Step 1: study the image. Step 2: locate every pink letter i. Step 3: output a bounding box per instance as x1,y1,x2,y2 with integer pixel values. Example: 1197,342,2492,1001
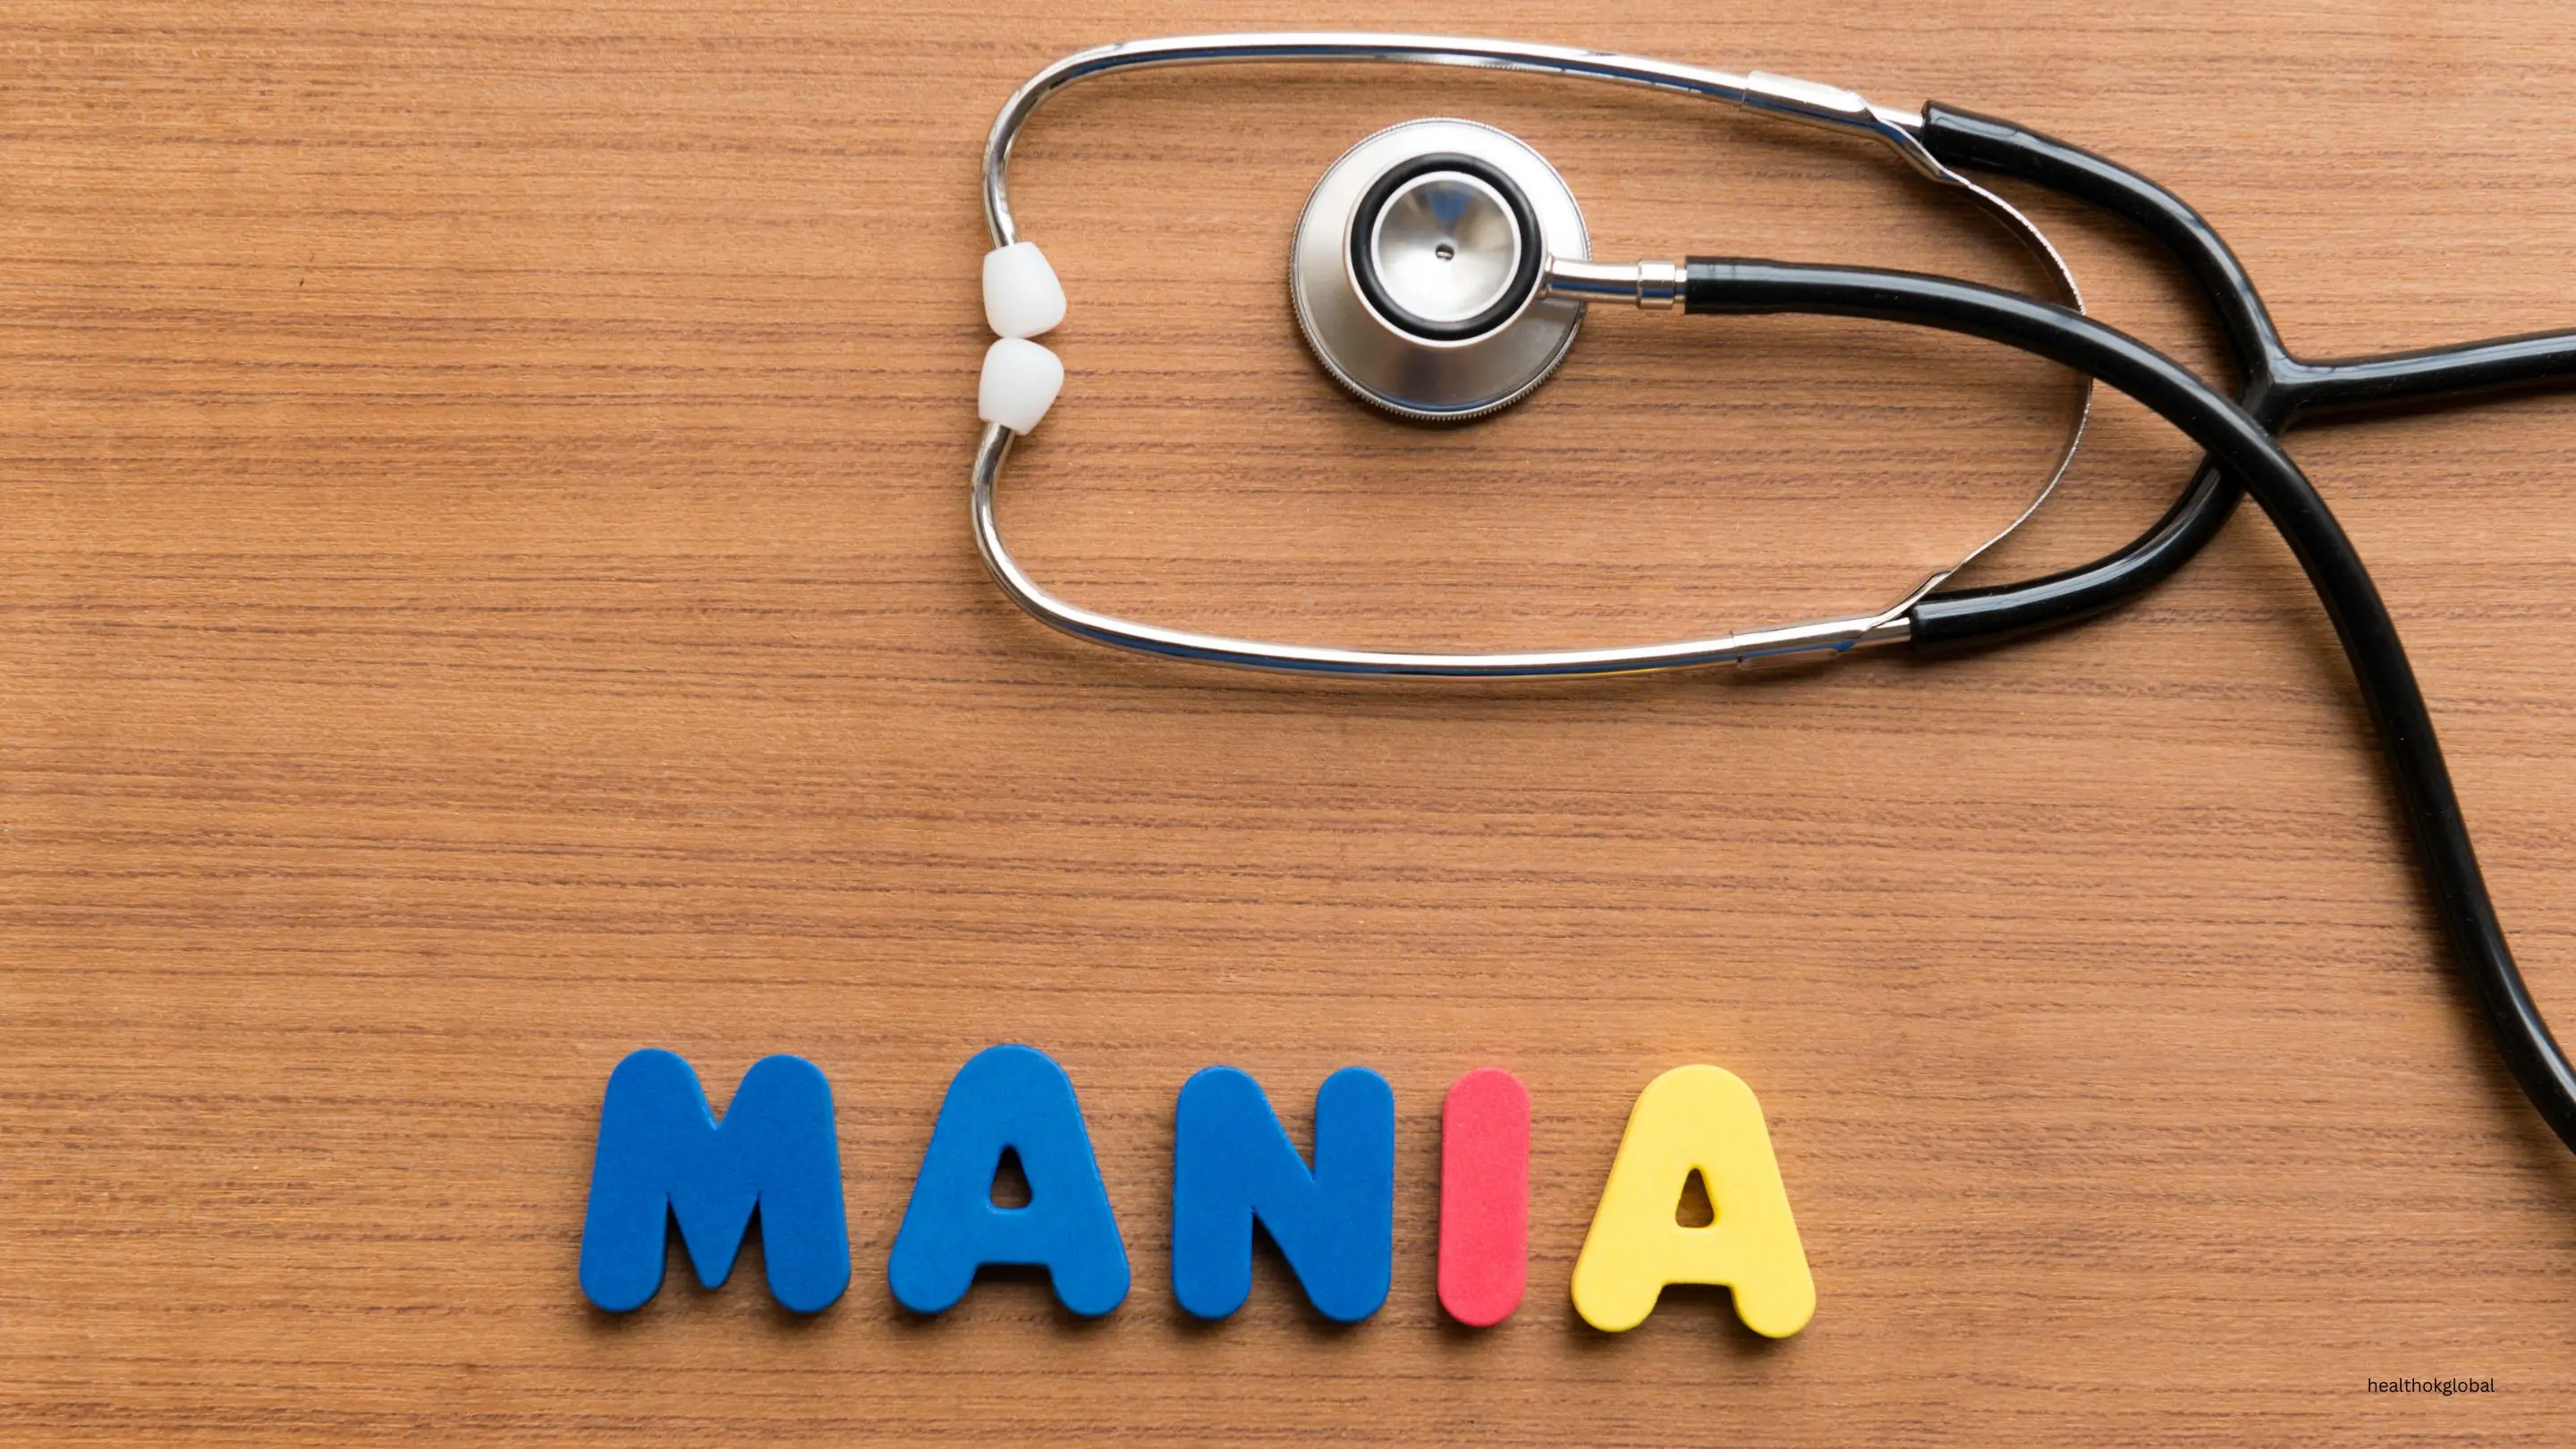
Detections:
1437,1068,1530,1326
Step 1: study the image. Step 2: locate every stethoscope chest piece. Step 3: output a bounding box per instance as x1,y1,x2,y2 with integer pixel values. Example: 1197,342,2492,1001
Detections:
1292,118,1589,420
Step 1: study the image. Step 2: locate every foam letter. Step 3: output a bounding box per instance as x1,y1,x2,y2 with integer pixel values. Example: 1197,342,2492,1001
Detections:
1570,1064,1813,1337
887,1044,1131,1316
579,1049,851,1313
1171,1065,1394,1322
1437,1067,1530,1326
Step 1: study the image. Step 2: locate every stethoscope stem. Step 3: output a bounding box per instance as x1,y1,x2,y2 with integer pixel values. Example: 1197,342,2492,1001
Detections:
1540,258,1684,309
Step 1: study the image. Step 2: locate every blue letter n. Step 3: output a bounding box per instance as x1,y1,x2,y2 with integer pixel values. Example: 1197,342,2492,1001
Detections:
579,1049,851,1314
1172,1065,1394,1323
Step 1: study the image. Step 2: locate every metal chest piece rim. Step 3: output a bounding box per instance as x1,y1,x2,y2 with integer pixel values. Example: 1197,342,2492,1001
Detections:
1291,118,1589,421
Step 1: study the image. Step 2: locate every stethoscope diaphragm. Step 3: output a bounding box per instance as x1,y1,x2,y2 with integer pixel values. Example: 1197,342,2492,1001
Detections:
1290,118,1588,421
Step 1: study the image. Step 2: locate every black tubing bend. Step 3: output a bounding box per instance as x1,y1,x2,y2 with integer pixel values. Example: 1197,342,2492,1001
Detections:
1686,256,2576,1158
1909,103,2576,651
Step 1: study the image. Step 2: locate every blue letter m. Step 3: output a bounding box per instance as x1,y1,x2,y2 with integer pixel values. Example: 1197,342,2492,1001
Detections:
579,1049,851,1313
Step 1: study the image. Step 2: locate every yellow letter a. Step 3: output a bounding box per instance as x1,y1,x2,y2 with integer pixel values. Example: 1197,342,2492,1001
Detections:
1570,1064,1814,1337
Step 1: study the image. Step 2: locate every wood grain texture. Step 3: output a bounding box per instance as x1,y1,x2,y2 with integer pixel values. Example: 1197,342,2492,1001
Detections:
4,2,2575,1444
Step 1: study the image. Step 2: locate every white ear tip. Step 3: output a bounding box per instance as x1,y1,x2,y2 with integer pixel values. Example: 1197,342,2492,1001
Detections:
983,242,1066,339
979,337,1064,434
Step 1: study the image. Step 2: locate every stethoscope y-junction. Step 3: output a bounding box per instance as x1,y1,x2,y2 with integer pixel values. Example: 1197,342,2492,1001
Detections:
966,36,2576,1163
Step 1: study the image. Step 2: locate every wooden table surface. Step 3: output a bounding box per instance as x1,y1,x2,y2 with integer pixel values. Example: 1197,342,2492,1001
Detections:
6,3,2576,1444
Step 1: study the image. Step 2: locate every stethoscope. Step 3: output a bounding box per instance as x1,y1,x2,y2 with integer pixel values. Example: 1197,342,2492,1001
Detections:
966,35,2576,1163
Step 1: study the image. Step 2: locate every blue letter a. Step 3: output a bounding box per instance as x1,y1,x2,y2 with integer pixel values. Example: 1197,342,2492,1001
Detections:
1172,1065,1394,1322
888,1045,1131,1316
578,1049,851,1314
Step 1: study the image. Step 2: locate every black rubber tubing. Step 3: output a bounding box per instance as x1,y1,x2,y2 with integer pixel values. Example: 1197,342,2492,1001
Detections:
1685,256,2576,1157
1908,103,2576,651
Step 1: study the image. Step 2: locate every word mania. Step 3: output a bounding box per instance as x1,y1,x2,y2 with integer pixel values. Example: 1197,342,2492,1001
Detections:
580,1046,1815,1336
